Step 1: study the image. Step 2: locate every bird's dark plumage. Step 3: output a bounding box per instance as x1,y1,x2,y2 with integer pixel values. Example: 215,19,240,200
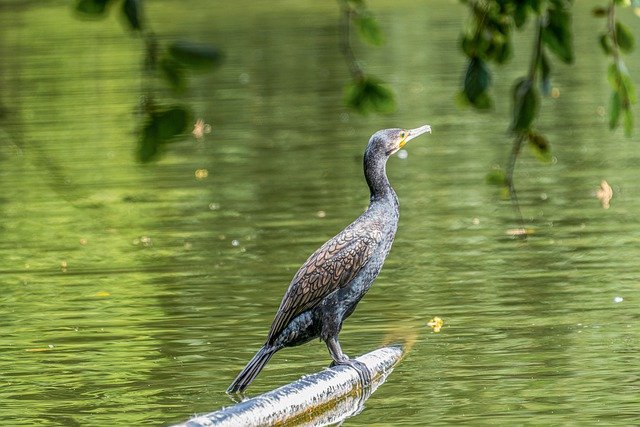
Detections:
227,125,431,394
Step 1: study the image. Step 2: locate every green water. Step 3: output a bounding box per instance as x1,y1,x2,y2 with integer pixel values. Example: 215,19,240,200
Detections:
2,1,639,425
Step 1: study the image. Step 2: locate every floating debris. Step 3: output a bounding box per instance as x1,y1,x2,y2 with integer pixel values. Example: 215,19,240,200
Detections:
397,149,408,159
317,210,326,218
506,228,535,236
133,236,153,247
596,180,613,209
613,296,624,303
95,291,111,297
192,118,212,140
60,260,68,272
427,316,443,333
26,344,54,352
231,239,240,247
195,169,209,180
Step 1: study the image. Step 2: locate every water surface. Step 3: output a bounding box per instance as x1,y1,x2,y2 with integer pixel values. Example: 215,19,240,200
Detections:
1,1,639,425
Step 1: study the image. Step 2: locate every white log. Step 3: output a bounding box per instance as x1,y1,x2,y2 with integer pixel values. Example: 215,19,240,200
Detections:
173,346,403,427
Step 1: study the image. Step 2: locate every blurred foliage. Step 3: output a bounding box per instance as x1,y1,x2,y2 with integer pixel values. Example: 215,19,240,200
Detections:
138,104,191,163
345,77,396,115
339,0,395,115
453,0,638,228
594,2,637,137
74,0,221,162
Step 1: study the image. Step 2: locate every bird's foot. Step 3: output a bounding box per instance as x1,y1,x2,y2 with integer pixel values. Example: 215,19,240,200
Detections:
330,357,372,388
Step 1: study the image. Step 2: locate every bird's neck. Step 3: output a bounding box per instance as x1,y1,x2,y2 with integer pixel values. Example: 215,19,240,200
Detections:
364,151,397,206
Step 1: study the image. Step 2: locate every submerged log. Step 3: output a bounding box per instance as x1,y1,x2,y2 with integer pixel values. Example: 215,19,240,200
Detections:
173,346,403,427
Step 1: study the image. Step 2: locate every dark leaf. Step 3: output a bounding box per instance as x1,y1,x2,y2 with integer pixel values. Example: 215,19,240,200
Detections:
75,0,111,17
345,77,396,115
514,4,528,28
122,0,142,31
138,121,161,163
137,106,192,163
169,41,223,69
494,39,513,64
609,91,621,130
155,106,191,141
526,131,552,162
591,6,608,17
541,5,574,63
511,78,540,132
599,33,613,55
463,57,493,110
159,57,186,91
354,12,384,46
527,0,543,13
461,34,476,57
615,21,635,54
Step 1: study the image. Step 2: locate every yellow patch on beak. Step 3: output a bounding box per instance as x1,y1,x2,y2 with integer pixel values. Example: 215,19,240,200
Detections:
399,138,407,148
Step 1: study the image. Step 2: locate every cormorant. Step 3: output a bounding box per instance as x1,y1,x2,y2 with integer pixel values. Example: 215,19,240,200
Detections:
227,125,432,393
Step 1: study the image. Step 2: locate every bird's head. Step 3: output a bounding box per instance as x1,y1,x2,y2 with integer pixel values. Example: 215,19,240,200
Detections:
368,125,432,158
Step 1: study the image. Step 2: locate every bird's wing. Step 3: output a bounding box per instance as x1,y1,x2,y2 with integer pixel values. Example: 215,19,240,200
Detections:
267,227,382,343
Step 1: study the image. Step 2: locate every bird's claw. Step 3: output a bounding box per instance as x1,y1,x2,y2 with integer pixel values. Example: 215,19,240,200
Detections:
330,358,371,388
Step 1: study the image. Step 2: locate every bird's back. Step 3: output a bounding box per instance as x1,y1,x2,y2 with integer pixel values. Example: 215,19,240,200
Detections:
267,202,398,343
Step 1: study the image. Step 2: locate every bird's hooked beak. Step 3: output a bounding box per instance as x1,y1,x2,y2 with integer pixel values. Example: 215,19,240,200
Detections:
399,124,432,148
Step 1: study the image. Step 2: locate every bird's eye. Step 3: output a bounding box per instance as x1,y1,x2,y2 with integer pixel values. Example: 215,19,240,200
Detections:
400,131,406,139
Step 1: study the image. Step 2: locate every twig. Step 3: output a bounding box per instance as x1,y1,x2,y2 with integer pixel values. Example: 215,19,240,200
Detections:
339,0,364,81
505,17,544,235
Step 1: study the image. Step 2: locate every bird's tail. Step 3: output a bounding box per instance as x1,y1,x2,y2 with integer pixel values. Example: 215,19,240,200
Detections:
227,346,275,394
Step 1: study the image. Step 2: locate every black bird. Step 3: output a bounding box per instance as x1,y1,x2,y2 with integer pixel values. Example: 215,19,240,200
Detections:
227,125,432,393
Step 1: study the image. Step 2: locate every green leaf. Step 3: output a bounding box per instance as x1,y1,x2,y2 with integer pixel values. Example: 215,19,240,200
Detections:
599,33,613,55
608,62,638,104
615,21,636,54
463,57,493,110
345,77,396,115
609,90,621,130
461,34,476,57
155,107,191,141
169,41,223,69
526,131,552,162
354,12,383,46
511,78,540,132
122,0,142,31
159,57,186,91
138,106,191,163
513,4,529,28
75,0,111,17
486,167,507,186
541,4,574,63
494,38,513,64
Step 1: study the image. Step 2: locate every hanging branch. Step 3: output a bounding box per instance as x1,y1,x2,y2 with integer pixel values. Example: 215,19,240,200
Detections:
595,1,637,136
337,0,395,115
339,0,365,82
505,17,544,234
